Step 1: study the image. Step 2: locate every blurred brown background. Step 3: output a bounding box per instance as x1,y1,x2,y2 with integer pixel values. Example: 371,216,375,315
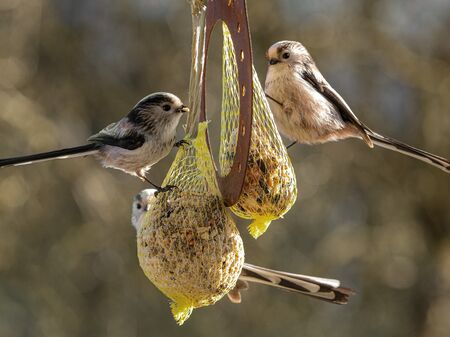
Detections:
0,0,449,336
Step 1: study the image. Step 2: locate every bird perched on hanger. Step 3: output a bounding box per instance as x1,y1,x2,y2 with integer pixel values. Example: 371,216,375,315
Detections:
132,189,354,305
264,40,450,173
0,92,189,192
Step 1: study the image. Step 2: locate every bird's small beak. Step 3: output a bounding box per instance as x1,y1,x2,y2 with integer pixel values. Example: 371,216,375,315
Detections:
269,58,280,65
177,105,190,113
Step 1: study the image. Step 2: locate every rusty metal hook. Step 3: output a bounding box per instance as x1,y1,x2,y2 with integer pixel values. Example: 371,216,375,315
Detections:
200,0,253,207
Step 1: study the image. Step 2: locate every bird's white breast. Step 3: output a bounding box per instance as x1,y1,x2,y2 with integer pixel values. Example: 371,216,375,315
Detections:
265,64,346,144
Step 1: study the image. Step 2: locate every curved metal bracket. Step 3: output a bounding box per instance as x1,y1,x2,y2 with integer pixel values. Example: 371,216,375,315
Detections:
200,0,253,207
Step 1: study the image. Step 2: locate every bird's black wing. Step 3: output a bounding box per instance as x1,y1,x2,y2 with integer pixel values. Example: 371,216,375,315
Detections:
301,68,373,146
88,128,145,150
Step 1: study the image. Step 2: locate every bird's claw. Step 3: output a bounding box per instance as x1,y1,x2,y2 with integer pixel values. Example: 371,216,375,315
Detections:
174,140,190,148
286,141,297,150
154,184,178,197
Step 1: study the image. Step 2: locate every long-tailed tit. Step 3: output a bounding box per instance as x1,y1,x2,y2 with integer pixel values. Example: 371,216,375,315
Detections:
132,189,354,304
0,92,189,191
265,41,450,173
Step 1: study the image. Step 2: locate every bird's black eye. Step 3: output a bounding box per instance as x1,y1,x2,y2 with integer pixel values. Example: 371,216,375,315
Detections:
282,52,290,59
162,104,171,111
136,203,142,210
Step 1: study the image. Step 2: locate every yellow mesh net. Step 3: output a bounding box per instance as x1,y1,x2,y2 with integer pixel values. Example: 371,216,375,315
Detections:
219,27,239,176
220,23,298,238
137,4,297,324
137,123,245,325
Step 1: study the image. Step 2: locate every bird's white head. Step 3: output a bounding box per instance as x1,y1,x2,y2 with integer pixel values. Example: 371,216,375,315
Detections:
131,189,157,231
266,41,309,68
127,92,189,135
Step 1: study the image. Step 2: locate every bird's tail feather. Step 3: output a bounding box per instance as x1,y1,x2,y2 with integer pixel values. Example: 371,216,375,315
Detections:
239,263,354,304
0,144,100,168
368,131,450,173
